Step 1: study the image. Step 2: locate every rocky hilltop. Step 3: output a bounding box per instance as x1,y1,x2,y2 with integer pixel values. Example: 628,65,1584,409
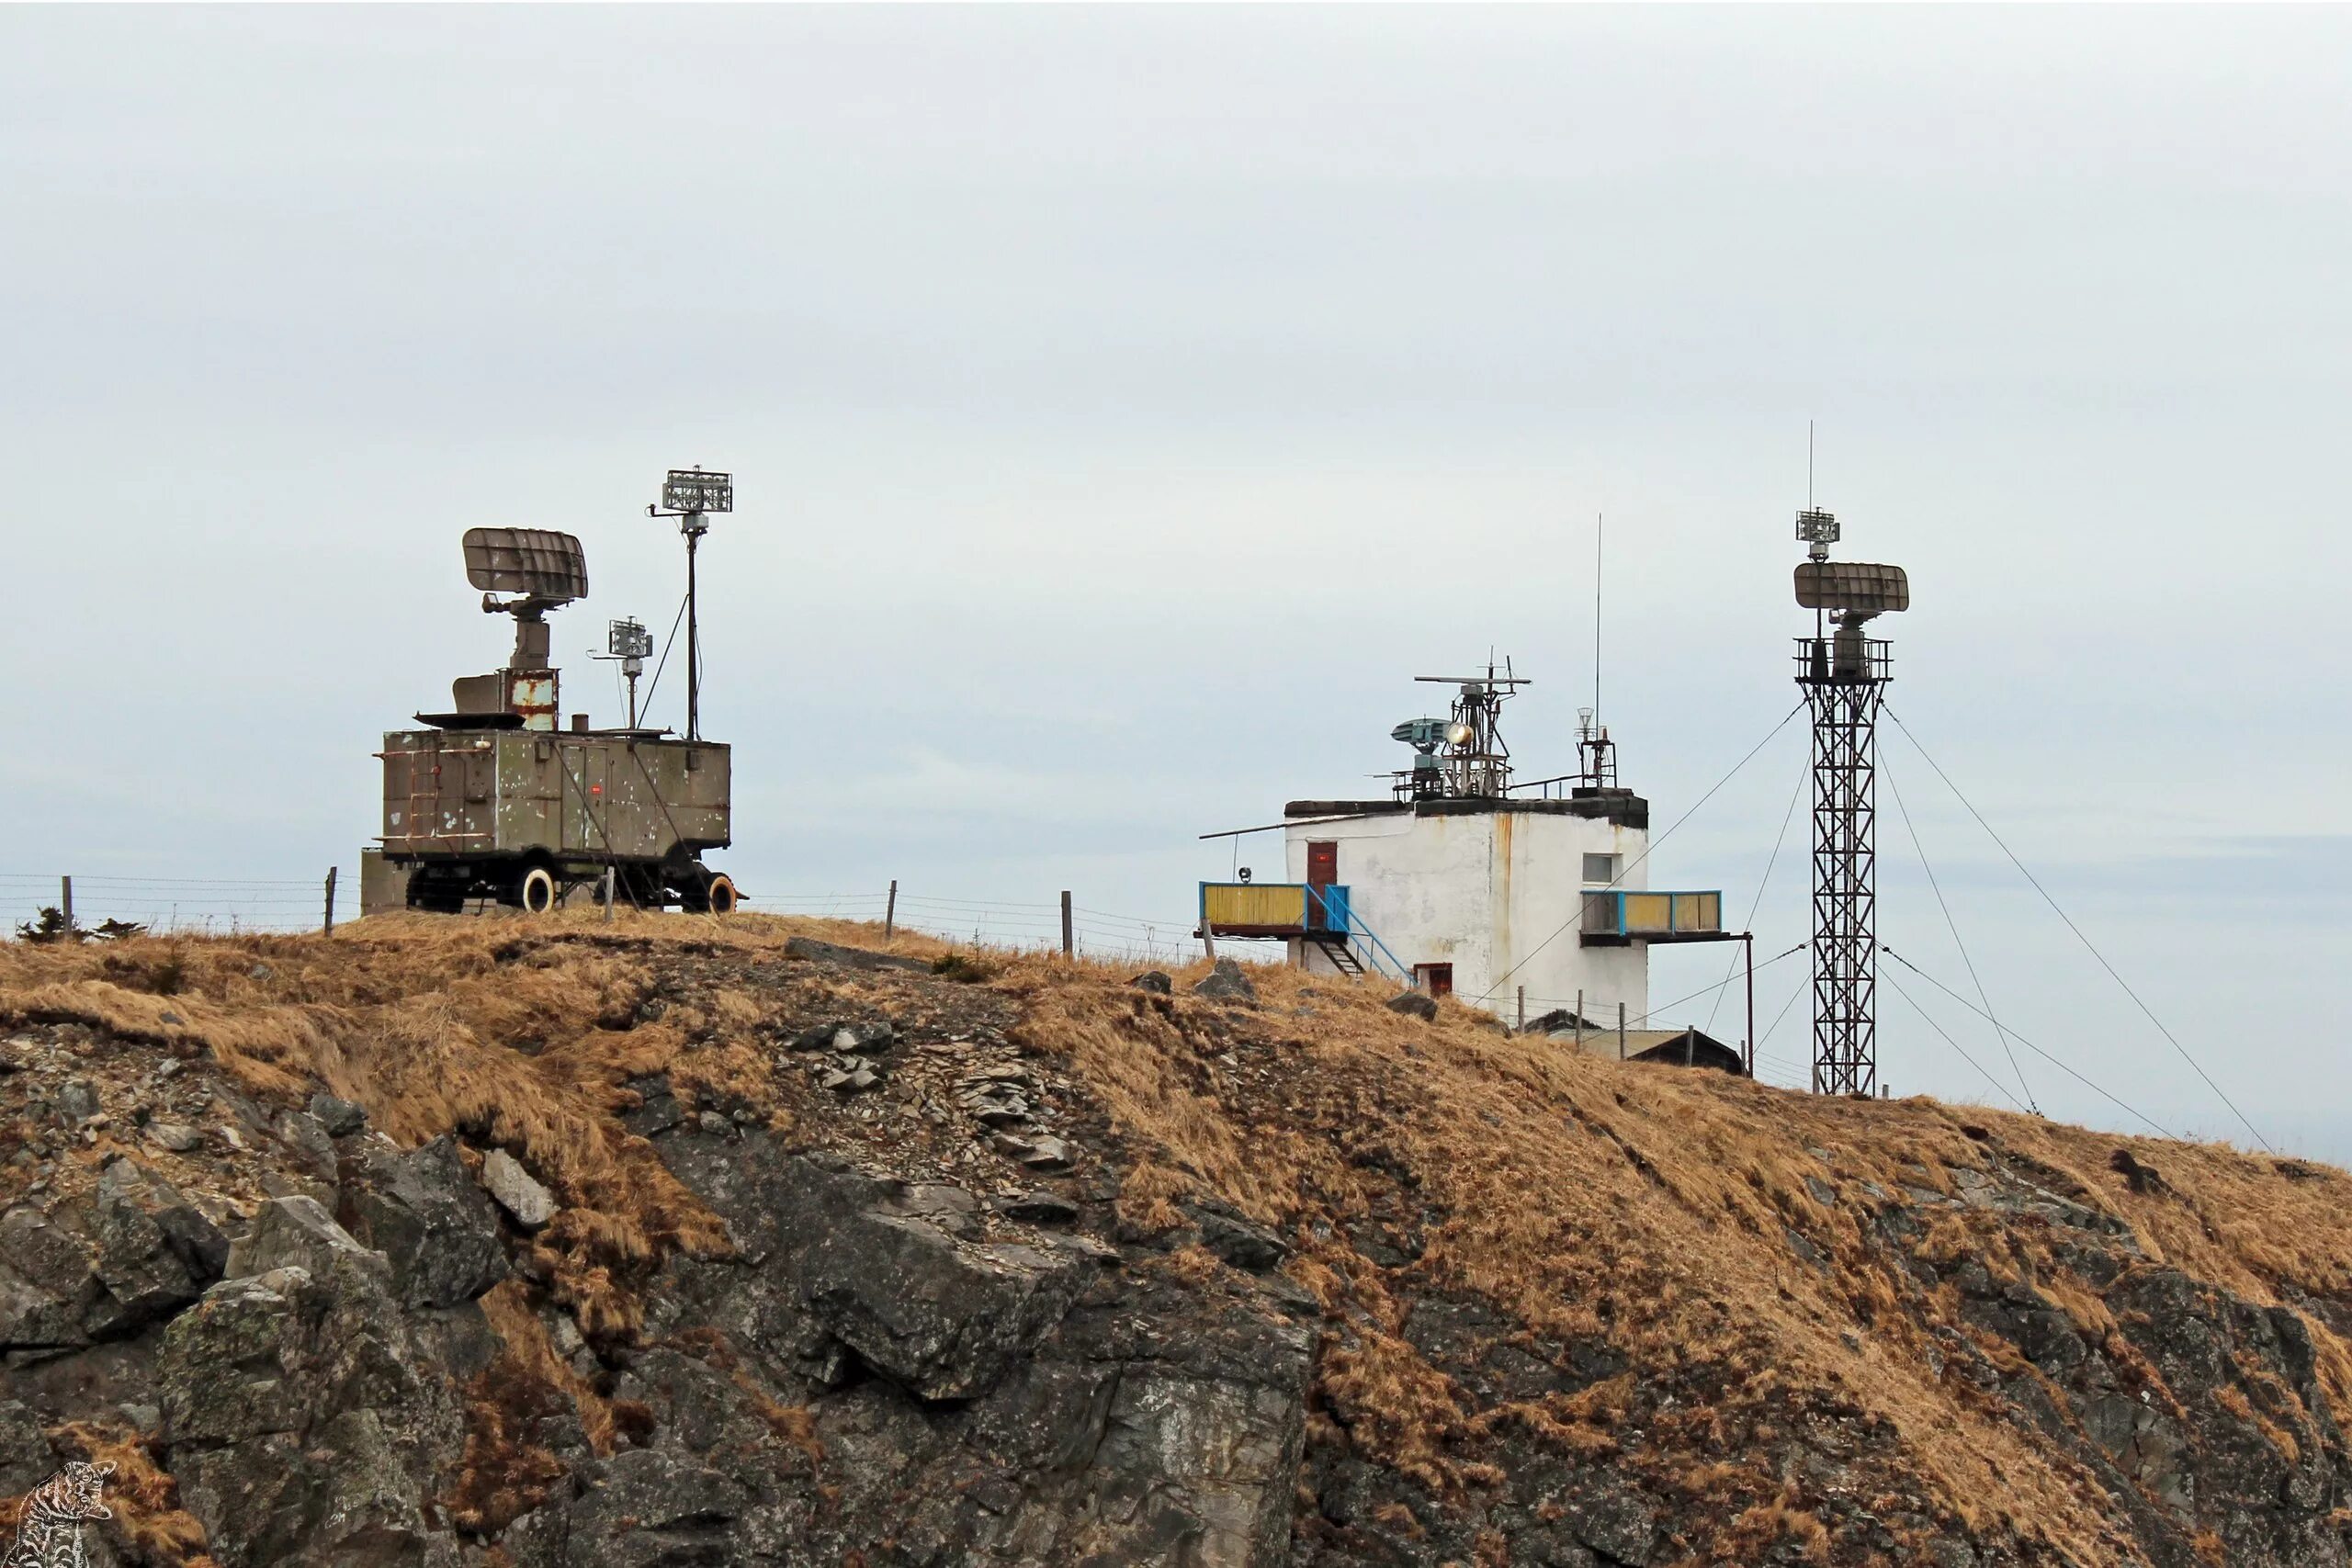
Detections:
1,914,2348,1567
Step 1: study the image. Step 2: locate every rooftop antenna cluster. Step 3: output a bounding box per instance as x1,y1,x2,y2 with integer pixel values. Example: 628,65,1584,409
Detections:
1790,428,1910,1097
1576,708,1617,790
1392,658,1529,800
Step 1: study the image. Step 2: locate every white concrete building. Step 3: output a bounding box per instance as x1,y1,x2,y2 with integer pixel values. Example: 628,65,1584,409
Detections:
1201,671,1731,1041
1277,792,1656,1024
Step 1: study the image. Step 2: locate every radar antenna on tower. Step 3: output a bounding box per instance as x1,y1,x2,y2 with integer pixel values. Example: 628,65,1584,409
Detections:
1791,484,1909,1098
648,467,733,743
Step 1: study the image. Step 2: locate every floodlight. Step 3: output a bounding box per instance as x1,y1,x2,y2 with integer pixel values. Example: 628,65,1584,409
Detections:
1794,560,1909,615
1445,722,1476,746
661,468,732,515
462,528,588,602
608,618,653,660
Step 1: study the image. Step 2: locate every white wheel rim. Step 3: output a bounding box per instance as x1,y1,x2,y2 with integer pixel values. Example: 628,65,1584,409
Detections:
523,869,555,913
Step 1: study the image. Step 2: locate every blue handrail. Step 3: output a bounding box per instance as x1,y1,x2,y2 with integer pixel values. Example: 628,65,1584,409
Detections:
1305,885,1414,984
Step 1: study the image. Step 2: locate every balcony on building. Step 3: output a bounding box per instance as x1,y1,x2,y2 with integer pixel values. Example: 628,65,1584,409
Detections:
1579,889,1730,946
1197,881,1351,938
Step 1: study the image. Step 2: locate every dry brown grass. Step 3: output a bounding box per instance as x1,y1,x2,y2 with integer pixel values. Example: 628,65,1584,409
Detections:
7,914,2348,1565
46,1423,219,1568
988,946,2352,1566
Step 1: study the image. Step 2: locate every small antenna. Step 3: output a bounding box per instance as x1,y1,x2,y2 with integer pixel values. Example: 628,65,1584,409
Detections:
1807,419,1815,508
1592,512,1603,734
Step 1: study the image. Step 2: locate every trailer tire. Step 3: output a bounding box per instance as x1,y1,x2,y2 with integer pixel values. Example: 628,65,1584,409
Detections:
704,874,738,916
519,866,558,915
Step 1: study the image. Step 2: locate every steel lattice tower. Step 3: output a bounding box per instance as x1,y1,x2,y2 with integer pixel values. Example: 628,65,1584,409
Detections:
1790,507,1907,1098
1797,636,1888,1094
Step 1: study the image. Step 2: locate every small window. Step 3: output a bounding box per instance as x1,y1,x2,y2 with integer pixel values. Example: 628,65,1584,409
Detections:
1415,963,1454,998
1582,852,1619,885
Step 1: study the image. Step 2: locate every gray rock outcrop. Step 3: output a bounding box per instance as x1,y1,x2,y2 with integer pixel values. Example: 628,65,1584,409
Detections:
1192,958,1259,1004
339,1134,508,1308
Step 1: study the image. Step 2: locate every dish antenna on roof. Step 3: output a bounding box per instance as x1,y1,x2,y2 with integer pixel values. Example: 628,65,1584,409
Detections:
1402,658,1529,800
647,467,733,743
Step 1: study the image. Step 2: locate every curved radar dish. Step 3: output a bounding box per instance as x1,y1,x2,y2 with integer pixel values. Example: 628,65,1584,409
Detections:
463,527,589,603
1794,560,1908,615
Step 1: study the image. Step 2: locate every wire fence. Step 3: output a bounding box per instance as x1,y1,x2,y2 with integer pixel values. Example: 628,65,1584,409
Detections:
0,870,1211,968
747,890,1205,968
0,872,335,938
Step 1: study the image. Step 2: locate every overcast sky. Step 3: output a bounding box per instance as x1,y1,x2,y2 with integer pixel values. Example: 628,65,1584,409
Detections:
6,6,2348,1156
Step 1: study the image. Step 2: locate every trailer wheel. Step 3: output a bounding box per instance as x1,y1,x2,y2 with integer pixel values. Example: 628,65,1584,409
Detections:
519,866,558,915
704,874,738,916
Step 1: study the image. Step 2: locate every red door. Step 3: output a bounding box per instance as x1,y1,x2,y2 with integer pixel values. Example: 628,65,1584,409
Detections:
1306,841,1338,886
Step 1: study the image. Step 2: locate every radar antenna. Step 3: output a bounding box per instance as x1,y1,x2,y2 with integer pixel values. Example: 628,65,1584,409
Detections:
458,527,588,730
648,467,733,743
1790,489,1910,1099
1401,657,1530,799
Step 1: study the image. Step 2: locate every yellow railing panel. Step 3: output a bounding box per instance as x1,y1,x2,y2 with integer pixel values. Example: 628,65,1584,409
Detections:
1623,892,1674,933
1203,884,1308,928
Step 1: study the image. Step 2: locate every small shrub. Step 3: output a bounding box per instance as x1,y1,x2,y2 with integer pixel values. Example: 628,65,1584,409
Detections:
14,907,77,944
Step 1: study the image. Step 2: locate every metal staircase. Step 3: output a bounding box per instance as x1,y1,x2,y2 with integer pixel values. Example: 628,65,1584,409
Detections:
1309,935,1365,977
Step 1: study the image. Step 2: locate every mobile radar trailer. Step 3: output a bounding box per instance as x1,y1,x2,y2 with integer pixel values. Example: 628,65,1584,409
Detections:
371,471,738,916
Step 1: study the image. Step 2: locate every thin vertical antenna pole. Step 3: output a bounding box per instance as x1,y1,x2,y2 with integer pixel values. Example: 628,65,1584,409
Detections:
684,528,700,742
1593,513,1603,729
1807,420,1815,509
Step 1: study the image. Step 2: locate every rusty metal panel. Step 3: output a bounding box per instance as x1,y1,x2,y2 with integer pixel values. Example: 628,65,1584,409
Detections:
1204,884,1308,929
505,671,559,732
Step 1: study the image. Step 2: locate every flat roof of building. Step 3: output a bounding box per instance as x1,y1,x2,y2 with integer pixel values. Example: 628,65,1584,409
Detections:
1283,788,1647,829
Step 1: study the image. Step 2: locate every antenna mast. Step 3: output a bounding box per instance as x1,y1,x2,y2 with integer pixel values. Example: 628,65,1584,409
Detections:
1593,513,1603,732
1792,489,1909,1098
648,467,733,743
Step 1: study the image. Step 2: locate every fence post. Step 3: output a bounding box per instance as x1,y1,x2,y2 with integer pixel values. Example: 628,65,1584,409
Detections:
1618,1001,1627,1061
603,865,616,924
1060,891,1073,958
322,867,338,934
884,879,898,942
1516,986,1525,1031
60,875,73,935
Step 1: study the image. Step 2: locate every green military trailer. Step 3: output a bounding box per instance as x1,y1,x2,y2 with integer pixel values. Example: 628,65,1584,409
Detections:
379,725,734,913
371,521,738,915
